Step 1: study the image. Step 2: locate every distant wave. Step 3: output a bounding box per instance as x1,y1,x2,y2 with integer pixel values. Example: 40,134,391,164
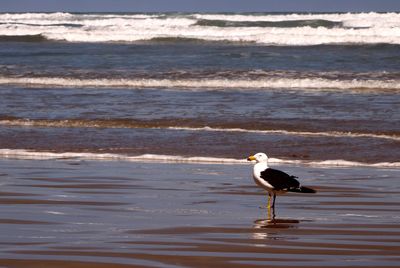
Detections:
0,34,48,42
0,12,399,45
0,76,399,92
168,126,400,142
0,22,83,27
195,19,343,28
0,149,399,168
1,118,399,142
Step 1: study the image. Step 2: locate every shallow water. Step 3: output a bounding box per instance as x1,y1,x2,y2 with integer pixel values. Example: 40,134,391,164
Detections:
0,83,399,164
0,159,399,267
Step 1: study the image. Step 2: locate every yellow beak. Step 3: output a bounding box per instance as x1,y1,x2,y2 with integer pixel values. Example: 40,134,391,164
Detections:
247,155,256,161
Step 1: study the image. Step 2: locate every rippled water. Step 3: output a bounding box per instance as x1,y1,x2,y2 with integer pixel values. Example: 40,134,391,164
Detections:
0,83,399,164
1,13,400,165
0,159,399,267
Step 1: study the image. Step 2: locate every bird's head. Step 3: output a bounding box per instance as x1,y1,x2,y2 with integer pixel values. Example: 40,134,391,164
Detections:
247,152,269,163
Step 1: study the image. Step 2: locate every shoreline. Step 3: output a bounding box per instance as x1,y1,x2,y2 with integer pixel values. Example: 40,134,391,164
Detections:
0,148,399,168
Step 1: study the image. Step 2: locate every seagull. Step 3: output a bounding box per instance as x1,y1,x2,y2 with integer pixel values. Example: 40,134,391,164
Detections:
247,152,316,210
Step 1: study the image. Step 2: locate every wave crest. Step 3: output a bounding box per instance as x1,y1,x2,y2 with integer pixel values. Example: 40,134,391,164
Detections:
1,12,400,45
0,76,399,92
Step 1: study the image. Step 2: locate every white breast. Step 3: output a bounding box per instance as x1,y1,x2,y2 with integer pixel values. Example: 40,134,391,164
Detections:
252,162,274,192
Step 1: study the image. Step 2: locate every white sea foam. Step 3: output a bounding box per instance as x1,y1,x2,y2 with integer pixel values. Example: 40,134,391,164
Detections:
193,12,399,24
167,127,400,141
0,149,244,164
0,76,399,92
0,12,399,45
195,12,400,30
0,149,399,168
1,120,398,142
340,214,379,218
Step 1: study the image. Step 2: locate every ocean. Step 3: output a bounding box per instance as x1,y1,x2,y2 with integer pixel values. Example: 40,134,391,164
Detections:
1,12,400,268
0,12,399,166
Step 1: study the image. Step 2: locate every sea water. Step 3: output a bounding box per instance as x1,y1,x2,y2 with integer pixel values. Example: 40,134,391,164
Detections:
0,12,399,166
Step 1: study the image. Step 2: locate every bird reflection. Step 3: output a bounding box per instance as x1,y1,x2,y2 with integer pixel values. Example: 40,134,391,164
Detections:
252,207,300,240
254,217,300,227
259,203,278,222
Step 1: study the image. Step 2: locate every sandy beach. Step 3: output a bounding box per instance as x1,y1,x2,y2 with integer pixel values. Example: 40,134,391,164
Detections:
0,158,399,267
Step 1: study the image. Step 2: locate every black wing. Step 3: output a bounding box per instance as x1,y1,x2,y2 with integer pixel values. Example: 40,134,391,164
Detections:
260,168,300,191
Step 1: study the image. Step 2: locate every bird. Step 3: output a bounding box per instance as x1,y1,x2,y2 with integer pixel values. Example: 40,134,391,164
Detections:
247,152,316,210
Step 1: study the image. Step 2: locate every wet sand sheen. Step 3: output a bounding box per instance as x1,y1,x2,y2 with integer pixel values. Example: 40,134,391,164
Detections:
0,159,399,267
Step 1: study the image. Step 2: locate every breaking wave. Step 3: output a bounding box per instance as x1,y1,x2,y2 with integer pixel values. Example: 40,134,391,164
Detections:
0,12,399,45
0,76,399,92
0,149,399,168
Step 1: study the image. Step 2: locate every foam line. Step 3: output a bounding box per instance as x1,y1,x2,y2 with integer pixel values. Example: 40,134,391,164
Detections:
0,76,399,91
167,127,400,141
1,120,398,141
0,149,399,168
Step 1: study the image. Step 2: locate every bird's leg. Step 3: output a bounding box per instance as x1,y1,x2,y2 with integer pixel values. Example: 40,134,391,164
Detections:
267,206,272,221
267,193,271,218
272,193,276,209
271,194,277,222
271,206,276,221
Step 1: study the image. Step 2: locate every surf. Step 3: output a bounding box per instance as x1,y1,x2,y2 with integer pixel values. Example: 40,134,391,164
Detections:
0,149,399,168
0,76,399,92
1,12,400,45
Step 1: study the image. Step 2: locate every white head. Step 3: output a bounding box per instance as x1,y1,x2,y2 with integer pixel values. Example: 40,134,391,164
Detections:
247,152,269,163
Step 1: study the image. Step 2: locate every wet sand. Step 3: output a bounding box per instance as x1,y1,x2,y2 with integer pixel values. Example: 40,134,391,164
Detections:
0,159,399,267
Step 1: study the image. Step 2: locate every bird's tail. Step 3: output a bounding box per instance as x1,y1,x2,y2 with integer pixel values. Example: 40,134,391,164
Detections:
289,186,316,193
